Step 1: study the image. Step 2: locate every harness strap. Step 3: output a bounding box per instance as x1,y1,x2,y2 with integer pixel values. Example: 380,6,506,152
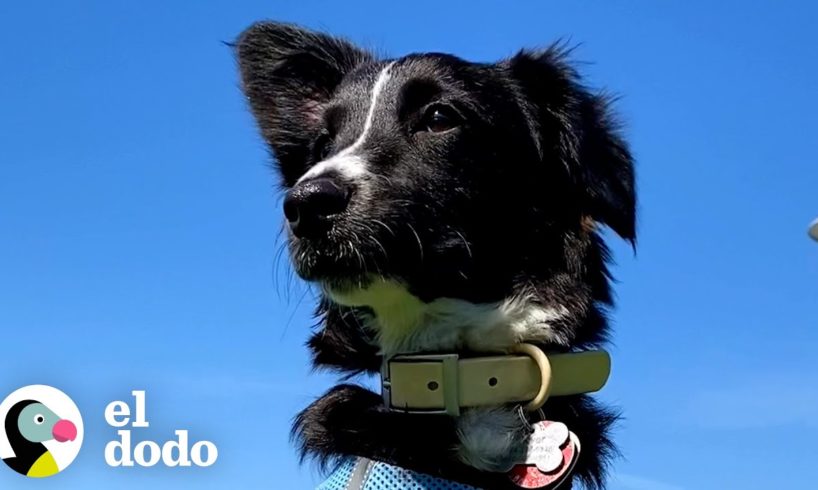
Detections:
347,458,374,490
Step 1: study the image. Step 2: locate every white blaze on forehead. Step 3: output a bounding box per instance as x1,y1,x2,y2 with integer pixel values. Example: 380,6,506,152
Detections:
296,62,396,184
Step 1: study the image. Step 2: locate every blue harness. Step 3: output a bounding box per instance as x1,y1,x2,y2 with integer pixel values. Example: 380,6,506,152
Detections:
317,458,481,490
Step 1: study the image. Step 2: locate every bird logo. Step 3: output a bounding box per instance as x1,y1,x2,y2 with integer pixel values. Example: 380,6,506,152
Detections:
0,385,83,478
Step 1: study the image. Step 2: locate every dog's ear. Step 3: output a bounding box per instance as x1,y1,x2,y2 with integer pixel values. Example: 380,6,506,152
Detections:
506,47,636,243
235,22,373,184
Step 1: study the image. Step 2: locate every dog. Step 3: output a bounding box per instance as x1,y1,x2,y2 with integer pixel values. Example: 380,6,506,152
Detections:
236,21,635,489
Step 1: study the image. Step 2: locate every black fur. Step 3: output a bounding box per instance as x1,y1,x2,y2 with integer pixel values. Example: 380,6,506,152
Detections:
236,21,635,489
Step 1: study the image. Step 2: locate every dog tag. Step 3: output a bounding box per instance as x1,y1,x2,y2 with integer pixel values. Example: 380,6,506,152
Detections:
524,421,569,472
508,421,580,489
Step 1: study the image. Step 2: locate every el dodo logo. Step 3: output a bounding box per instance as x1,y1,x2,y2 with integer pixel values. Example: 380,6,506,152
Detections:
0,387,216,477
104,390,218,468
0,385,83,478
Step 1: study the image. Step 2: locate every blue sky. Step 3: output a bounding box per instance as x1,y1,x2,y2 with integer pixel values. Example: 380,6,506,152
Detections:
1,1,816,488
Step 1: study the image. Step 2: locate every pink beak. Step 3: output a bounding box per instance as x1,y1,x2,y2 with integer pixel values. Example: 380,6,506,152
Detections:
52,419,77,443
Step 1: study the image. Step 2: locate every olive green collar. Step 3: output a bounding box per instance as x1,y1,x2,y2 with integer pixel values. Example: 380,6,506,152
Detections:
381,344,611,416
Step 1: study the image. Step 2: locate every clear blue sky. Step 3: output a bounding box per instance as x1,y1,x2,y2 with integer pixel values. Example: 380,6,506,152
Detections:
1,1,816,489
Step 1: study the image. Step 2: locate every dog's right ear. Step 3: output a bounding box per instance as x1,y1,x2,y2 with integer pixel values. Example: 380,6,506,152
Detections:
235,22,372,185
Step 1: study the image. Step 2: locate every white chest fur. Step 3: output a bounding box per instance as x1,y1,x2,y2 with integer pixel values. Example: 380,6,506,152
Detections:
327,278,569,357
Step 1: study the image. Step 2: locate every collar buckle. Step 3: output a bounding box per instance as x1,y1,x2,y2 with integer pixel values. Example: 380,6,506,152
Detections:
381,353,461,416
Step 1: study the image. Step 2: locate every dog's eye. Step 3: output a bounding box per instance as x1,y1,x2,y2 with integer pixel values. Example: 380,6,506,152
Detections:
420,105,460,133
313,130,333,161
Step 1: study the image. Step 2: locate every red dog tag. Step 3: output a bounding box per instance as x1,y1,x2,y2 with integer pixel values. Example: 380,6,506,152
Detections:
507,421,580,489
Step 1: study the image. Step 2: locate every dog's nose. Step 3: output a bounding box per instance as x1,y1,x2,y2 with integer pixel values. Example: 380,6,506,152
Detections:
283,178,351,238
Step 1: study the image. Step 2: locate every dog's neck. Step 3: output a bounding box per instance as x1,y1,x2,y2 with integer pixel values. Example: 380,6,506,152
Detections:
322,277,611,478
327,278,570,358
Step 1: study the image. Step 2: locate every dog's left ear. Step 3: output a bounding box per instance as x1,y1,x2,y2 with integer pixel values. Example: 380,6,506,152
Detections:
506,48,637,243
235,22,373,185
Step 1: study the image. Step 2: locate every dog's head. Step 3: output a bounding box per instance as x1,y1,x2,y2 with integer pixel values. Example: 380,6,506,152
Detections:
237,21,635,324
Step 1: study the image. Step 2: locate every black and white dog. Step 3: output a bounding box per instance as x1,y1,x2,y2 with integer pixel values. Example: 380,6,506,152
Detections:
236,21,635,489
